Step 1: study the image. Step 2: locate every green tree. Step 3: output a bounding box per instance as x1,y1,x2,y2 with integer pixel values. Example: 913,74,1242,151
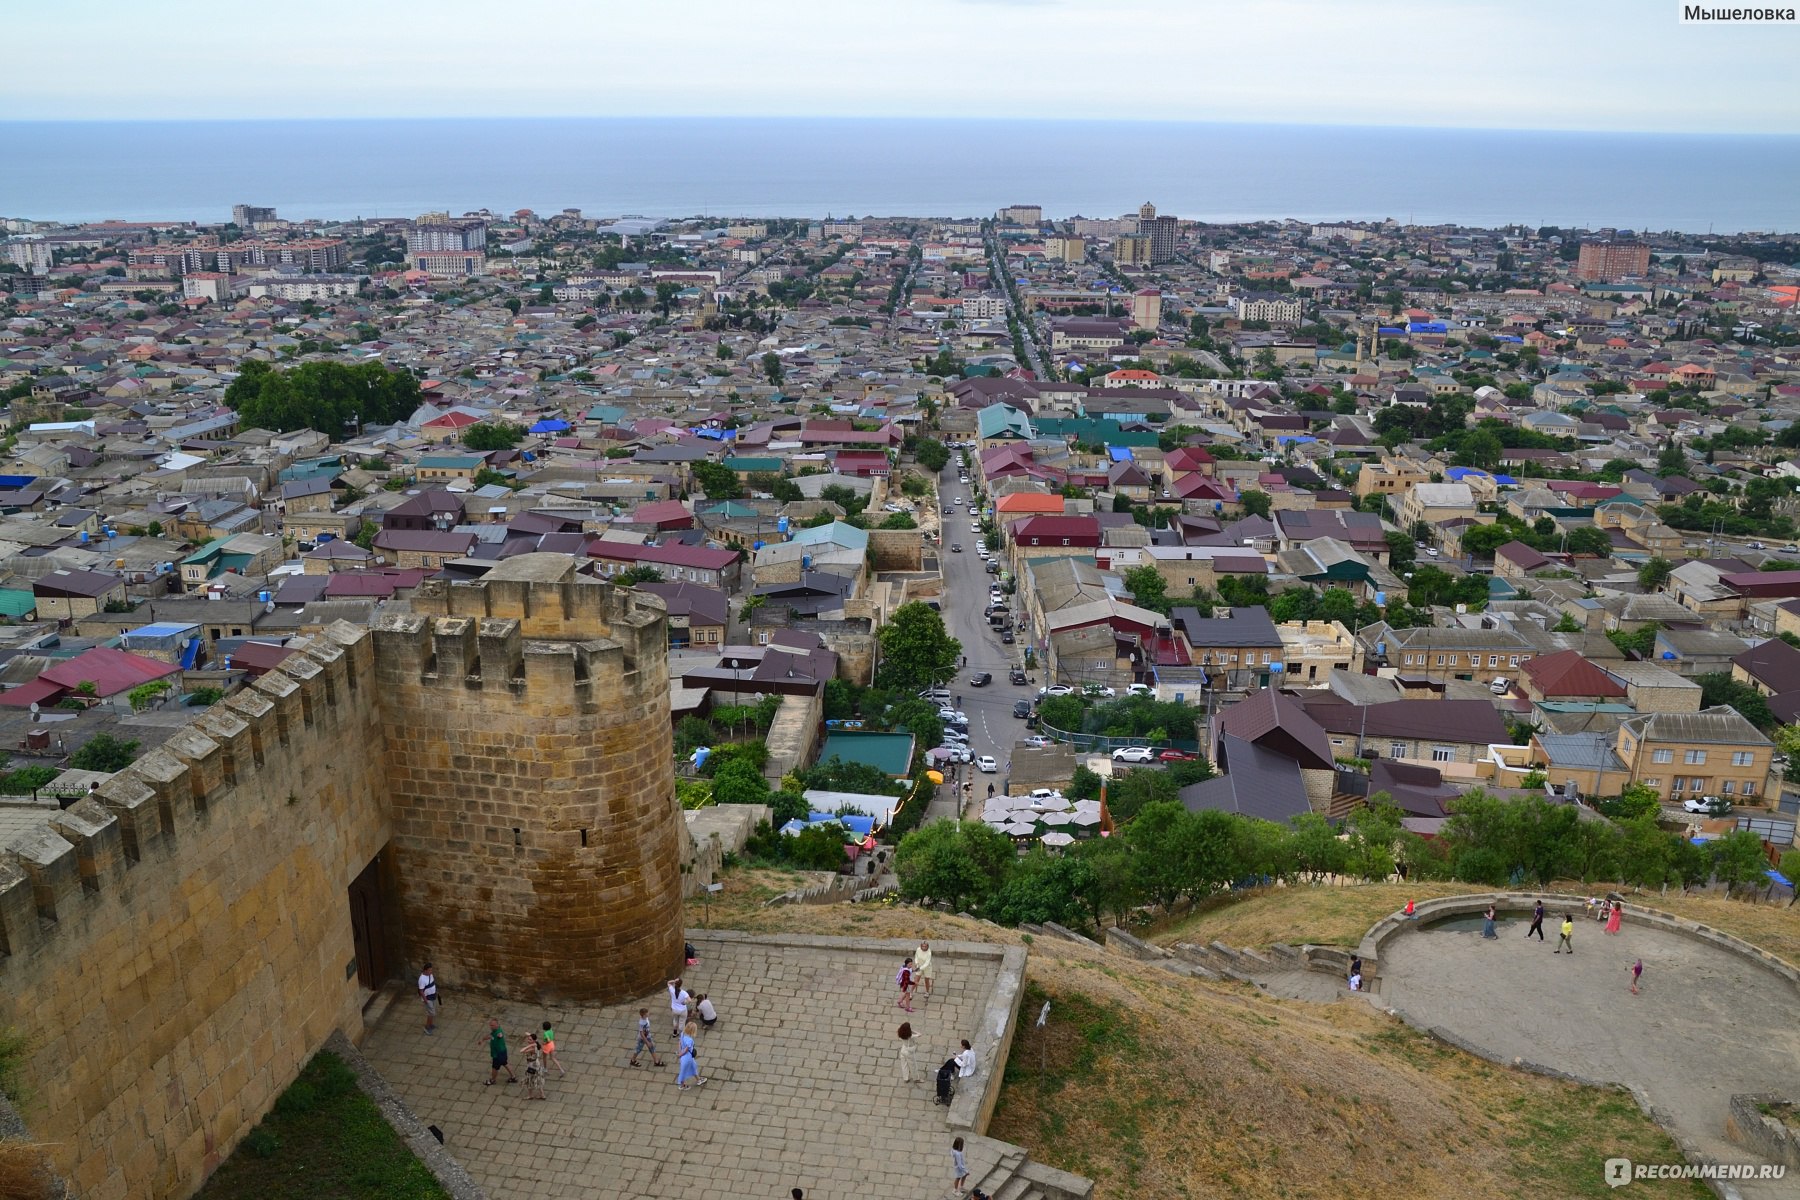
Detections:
893,819,1017,912
1710,829,1774,897
1695,673,1774,730
909,437,950,473
1637,556,1674,591
712,758,771,807
70,733,142,772
655,281,681,319
690,460,743,499
1595,782,1661,822
1551,611,1583,633
1385,530,1417,572
878,511,917,530
461,422,523,451
614,565,664,585
224,360,422,434
1238,488,1273,518
1120,565,1170,615
503,297,522,315
875,602,962,693
762,352,784,387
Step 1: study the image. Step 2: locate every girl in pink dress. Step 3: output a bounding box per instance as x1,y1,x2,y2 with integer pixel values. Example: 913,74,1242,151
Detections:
1604,901,1623,934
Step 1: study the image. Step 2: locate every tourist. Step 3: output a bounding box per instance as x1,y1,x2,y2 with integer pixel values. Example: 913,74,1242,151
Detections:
897,957,917,1012
630,1008,664,1068
668,977,691,1038
954,1038,977,1080
1605,900,1623,935
915,940,936,999
1525,901,1545,942
1555,914,1574,955
1403,898,1416,918
483,1018,517,1086
1481,904,1498,939
676,1020,705,1090
951,1136,969,1194
1630,958,1643,995
696,992,718,1030
897,1021,920,1084
1348,971,1362,992
1348,955,1362,986
540,1020,566,1077
417,961,438,1035
522,1033,547,1100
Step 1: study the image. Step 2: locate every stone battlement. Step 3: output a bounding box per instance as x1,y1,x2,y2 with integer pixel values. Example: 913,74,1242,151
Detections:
0,619,375,968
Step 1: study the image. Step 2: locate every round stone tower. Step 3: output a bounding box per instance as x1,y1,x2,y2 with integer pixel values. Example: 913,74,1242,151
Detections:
373,557,684,1002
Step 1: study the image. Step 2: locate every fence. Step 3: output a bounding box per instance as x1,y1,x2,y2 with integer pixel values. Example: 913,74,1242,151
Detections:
1035,719,1199,755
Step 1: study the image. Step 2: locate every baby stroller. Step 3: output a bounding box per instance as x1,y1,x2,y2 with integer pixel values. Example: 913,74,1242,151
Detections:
935,1058,957,1106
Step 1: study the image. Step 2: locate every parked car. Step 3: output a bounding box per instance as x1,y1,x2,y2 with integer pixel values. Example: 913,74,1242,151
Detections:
1039,684,1074,697
986,561,1001,574
1021,735,1053,749
941,730,969,745
1158,749,1195,762
1127,683,1154,696
970,672,993,687
1682,794,1733,815
1012,699,1032,718
1111,746,1155,763
1008,669,1028,685
937,708,968,724
919,687,952,704
971,523,981,533
947,744,973,763
1083,685,1117,698
976,755,999,773
1489,677,1510,695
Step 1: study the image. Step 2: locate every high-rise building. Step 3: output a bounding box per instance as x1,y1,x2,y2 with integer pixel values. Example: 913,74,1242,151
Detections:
998,204,1042,225
1143,215,1180,263
1138,201,1157,223
407,219,488,256
232,204,277,228
1576,239,1651,282
1130,288,1162,331
1114,235,1152,266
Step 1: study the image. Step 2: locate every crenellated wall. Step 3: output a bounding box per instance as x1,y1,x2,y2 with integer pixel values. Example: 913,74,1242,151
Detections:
0,622,393,1200
0,562,688,1198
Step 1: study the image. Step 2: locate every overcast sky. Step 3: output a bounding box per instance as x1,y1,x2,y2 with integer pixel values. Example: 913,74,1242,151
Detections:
6,0,1797,132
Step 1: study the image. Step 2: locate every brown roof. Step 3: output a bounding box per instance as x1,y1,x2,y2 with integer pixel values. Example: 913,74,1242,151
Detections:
1520,649,1627,699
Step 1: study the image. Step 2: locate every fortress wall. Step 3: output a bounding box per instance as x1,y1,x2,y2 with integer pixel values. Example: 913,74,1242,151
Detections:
0,622,392,1200
376,575,685,1003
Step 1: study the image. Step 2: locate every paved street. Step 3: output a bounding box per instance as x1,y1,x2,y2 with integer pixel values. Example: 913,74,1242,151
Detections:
927,452,1038,819
1380,917,1800,1198
361,934,1004,1200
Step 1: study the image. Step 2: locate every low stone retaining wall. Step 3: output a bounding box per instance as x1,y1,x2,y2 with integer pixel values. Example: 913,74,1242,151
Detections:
328,1029,488,1200
1728,1094,1800,1170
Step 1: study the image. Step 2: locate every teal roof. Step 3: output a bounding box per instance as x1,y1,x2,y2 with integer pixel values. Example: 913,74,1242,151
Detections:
1033,417,1158,448
723,456,782,473
816,731,915,778
701,500,760,519
0,589,36,619
976,404,1034,440
792,520,869,551
585,404,627,423
420,455,483,469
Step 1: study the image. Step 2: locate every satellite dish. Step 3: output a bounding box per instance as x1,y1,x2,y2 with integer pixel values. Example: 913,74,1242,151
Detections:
28,702,39,715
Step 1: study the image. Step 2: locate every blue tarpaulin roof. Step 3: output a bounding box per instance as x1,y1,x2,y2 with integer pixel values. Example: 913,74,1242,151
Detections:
1407,321,1448,334
1768,869,1793,887
1108,446,1134,461
529,418,570,433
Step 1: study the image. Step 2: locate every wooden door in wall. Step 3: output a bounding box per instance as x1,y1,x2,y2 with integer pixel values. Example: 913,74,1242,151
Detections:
348,854,390,990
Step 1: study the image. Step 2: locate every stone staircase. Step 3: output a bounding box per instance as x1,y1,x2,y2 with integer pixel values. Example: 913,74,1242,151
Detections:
945,1135,1093,1200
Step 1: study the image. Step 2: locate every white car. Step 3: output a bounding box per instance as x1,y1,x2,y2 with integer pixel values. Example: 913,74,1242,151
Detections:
1039,684,1074,697
1111,746,1155,763
968,506,979,515
919,687,952,704
971,523,981,533
937,708,968,724
954,497,965,506
976,755,999,773
1083,685,1117,698
1021,735,1054,748
1127,683,1154,697
940,743,972,763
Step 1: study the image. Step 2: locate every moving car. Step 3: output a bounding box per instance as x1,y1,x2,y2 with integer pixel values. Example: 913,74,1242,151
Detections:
1039,684,1074,697
1008,669,1028,685
951,543,962,552
1012,699,1032,718
976,755,999,773
1001,630,1015,644
1021,735,1054,749
970,672,993,687
1111,746,1155,763
1682,794,1732,815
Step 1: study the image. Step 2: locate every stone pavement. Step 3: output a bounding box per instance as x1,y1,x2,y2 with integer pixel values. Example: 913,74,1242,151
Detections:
1379,914,1800,1199
362,932,1004,1200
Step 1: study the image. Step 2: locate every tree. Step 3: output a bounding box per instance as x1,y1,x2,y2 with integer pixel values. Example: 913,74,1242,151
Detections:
893,819,1016,912
615,565,664,585
503,297,522,315
462,422,523,451
712,758,771,807
690,460,743,499
1709,829,1773,897
909,437,950,473
876,603,962,693
762,352,784,387
1385,530,1417,572
224,360,421,434
70,733,141,772
1315,588,1359,626
1563,527,1614,557
655,281,680,318
1637,557,1674,591
1551,611,1583,633
1596,782,1661,822
1120,565,1170,615
878,511,917,530
1238,488,1273,518
1695,673,1774,730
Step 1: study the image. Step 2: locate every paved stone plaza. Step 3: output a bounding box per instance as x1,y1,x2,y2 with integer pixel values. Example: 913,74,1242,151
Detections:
363,932,1008,1200
1380,913,1800,1197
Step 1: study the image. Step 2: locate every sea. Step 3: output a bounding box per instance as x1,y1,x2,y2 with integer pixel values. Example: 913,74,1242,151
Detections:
3,118,1796,234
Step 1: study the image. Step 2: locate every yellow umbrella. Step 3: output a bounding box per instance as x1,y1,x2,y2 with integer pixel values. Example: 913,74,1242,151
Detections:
926,769,945,785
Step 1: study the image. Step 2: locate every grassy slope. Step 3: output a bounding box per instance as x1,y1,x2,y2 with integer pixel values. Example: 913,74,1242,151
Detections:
712,869,1708,1200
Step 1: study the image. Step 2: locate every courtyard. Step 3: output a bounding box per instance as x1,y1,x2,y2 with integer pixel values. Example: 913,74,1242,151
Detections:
361,932,1013,1200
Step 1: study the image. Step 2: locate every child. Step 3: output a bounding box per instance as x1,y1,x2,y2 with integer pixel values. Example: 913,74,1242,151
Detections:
897,957,916,1012
951,1136,968,1194
540,1020,566,1077
696,993,718,1030
522,1033,547,1100
1630,958,1643,995
630,1007,664,1068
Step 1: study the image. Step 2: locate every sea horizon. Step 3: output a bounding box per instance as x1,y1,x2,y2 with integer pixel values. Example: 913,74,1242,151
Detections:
4,116,1796,233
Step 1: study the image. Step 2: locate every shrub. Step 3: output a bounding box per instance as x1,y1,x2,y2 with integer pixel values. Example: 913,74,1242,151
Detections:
243,1125,281,1159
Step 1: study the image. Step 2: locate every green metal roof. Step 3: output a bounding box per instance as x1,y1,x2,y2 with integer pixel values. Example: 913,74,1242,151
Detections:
817,731,915,778
0,589,37,619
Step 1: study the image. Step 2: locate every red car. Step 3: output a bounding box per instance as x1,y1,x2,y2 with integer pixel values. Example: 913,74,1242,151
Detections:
1158,749,1195,762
